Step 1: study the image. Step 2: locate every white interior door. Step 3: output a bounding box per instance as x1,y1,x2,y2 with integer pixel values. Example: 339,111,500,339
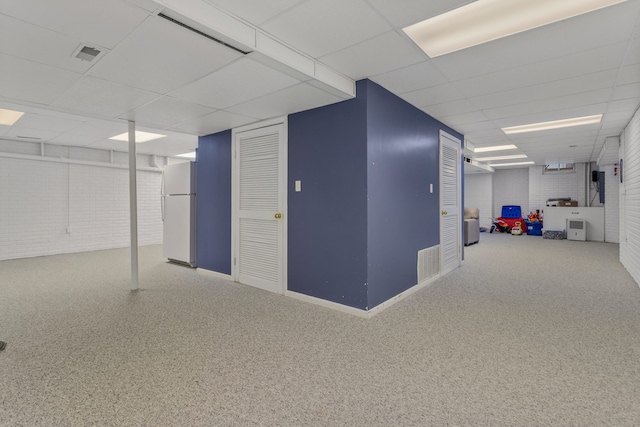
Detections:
439,131,461,275
233,121,286,294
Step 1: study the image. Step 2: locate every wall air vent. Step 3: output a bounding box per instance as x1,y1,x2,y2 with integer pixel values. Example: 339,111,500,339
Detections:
75,46,101,62
158,13,251,55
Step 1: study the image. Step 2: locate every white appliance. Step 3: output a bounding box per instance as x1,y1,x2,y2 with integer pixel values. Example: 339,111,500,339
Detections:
566,218,586,241
161,161,196,267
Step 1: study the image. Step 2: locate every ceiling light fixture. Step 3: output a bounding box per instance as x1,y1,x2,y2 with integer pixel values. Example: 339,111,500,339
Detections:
109,131,167,143
490,161,535,167
403,0,627,58
501,114,603,135
175,152,196,159
474,154,528,161
473,144,518,153
0,108,25,126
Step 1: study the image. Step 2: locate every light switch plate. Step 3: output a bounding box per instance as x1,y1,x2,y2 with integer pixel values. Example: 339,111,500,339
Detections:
295,180,301,192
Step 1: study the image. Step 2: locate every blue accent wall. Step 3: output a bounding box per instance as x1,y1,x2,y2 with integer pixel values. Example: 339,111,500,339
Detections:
364,80,463,308
288,87,369,309
196,130,232,274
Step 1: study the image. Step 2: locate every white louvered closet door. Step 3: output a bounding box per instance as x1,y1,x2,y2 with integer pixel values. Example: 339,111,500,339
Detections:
234,123,285,294
439,131,461,275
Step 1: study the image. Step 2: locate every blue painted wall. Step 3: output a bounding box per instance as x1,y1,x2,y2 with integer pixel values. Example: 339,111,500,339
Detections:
288,86,369,310
196,130,232,274
364,80,463,308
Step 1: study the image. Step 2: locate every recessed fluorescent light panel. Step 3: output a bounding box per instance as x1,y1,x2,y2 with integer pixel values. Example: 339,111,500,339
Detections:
109,131,167,143
474,154,528,161
403,0,627,58
501,114,603,135
491,161,535,167
473,144,518,153
0,108,25,126
175,152,196,159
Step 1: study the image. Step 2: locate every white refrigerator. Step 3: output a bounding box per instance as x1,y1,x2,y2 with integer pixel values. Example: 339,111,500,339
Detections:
161,161,196,267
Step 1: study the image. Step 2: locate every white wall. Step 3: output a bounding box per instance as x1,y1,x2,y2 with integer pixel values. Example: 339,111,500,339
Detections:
493,168,529,218
528,163,587,213
620,106,640,287
0,143,164,261
464,173,493,228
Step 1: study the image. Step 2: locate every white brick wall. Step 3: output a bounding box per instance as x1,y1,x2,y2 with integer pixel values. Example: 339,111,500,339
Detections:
603,164,620,243
0,154,162,261
528,163,587,212
464,173,493,228
620,105,640,287
493,168,529,218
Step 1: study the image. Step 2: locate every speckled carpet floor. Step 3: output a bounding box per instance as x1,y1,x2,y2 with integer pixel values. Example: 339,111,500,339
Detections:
1,233,640,426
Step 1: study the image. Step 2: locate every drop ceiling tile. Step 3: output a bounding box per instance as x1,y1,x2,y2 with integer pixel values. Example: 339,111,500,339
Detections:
471,69,619,110
66,119,133,139
370,61,448,94
623,37,640,66
400,84,464,108
123,97,217,129
169,110,257,135
319,31,424,80
422,99,477,119
612,83,640,101
454,42,628,98
52,77,160,119
260,0,390,58
366,0,472,28
170,58,299,109
207,0,306,25
88,16,243,95
226,83,344,119
440,112,490,128
0,53,82,105
607,98,640,113
0,15,102,74
0,124,11,137
484,90,611,122
12,113,85,134
0,0,149,49
122,0,160,13
618,64,640,86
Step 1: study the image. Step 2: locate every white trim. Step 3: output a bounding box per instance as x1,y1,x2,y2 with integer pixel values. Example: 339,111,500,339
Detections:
286,274,442,318
196,268,234,281
0,151,162,173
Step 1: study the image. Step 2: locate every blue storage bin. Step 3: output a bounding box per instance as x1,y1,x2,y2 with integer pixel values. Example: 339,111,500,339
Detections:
501,205,522,218
526,222,543,236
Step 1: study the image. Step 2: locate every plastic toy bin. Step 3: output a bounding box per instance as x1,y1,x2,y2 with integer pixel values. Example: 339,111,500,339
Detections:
526,222,543,236
501,205,522,218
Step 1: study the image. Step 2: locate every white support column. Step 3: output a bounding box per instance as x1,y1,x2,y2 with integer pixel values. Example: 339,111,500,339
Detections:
128,121,139,290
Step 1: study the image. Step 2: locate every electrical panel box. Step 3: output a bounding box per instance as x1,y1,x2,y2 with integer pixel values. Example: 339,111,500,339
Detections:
566,218,586,241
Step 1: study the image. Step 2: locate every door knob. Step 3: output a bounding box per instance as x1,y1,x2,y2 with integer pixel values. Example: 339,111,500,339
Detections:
275,213,282,219
441,210,448,215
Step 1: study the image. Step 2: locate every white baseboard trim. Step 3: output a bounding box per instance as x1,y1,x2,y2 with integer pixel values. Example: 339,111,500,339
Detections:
286,274,441,319
285,291,371,318
196,268,234,282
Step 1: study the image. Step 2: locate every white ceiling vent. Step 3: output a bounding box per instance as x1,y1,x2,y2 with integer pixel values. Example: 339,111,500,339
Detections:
74,45,101,62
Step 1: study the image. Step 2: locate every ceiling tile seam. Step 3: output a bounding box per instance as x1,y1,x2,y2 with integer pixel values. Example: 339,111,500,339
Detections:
251,0,314,28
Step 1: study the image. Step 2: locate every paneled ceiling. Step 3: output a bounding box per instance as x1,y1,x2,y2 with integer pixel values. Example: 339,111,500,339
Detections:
1,0,639,166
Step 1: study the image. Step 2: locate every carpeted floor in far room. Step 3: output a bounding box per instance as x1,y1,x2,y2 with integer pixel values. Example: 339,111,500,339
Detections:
1,231,640,426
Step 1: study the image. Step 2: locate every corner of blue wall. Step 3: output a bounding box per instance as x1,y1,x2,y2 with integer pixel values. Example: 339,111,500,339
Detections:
196,130,232,274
